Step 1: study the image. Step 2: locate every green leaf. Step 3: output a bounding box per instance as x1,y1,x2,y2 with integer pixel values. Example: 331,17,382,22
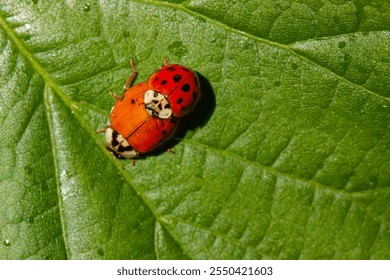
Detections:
0,0,389,259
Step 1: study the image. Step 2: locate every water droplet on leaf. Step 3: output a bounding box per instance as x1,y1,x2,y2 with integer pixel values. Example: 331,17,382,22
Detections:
83,4,90,12
341,54,352,71
97,248,105,256
25,165,33,175
291,63,299,70
338,41,346,49
167,41,188,58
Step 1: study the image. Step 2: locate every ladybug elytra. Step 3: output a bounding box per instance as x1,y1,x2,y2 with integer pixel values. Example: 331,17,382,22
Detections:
147,61,201,117
99,59,201,160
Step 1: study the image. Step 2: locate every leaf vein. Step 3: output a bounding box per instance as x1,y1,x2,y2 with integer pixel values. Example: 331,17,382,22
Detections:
43,86,70,260
132,0,389,101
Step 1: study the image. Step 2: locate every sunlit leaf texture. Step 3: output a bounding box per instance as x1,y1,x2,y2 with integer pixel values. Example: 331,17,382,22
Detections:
0,0,389,259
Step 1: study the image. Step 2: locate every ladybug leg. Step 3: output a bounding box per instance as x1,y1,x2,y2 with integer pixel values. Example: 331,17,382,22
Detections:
167,148,175,155
96,125,110,134
123,58,138,93
110,92,121,100
163,58,169,66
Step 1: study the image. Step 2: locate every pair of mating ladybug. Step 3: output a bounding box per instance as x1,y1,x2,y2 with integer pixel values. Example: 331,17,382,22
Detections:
99,59,201,159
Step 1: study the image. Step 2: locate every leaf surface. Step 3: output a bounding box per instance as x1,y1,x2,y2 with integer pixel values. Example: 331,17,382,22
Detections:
0,0,389,259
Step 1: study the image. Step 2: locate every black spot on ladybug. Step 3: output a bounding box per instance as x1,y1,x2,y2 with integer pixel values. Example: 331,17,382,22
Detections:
112,131,119,146
177,98,183,104
173,74,182,82
130,99,136,105
124,146,133,151
161,80,167,85
112,138,119,147
192,91,197,101
181,67,190,72
181,84,190,92
154,77,159,82
166,66,176,71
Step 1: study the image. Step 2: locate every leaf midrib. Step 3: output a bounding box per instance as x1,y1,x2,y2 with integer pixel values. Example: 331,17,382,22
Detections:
0,11,167,259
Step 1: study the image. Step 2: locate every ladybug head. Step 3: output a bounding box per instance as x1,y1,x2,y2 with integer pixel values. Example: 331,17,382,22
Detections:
143,90,172,119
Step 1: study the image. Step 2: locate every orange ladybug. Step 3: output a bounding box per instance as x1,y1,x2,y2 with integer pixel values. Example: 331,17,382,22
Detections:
100,60,179,159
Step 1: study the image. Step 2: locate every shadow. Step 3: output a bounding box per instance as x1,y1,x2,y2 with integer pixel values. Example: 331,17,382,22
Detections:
175,72,216,138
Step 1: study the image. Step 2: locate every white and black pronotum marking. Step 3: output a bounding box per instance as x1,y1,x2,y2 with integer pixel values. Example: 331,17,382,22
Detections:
105,127,138,159
144,90,172,119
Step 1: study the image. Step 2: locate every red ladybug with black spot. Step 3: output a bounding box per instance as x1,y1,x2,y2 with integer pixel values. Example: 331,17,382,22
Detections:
147,59,201,118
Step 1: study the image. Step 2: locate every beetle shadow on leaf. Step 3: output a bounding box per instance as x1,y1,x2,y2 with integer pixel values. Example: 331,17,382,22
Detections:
149,72,215,156
176,72,215,135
